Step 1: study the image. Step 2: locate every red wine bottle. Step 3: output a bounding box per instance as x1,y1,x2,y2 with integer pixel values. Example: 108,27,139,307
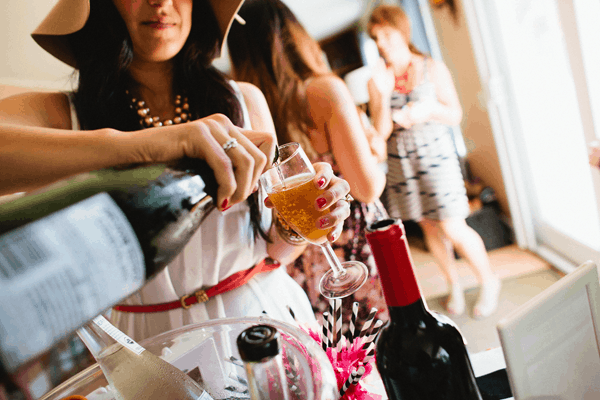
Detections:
0,159,217,376
365,219,482,400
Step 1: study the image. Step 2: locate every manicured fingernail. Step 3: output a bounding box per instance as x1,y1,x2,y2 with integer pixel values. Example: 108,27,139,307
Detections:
223,206,231,211
319,217,329,228
317,178,326,188
330,232,337,242
221,199,228,210
316,197,327,209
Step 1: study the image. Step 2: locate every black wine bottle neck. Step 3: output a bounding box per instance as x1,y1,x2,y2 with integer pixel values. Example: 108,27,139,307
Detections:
387,298,430,326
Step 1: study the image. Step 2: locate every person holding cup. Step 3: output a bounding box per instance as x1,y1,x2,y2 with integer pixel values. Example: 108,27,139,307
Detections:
227,0,394,326
367,4,501,318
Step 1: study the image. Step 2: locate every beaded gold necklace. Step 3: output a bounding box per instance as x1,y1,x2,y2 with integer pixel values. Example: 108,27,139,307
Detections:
126,90,190,128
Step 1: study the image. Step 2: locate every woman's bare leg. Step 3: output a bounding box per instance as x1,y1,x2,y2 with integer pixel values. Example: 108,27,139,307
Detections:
419,219,465,315
438,218,501,318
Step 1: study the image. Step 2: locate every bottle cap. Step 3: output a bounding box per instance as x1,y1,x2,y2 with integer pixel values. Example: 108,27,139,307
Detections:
237,325,280,362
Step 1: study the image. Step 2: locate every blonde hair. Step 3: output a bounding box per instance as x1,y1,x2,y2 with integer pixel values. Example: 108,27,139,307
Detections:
367,4,423,56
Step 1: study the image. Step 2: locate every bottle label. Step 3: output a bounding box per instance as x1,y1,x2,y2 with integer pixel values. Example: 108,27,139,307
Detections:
0,193,145,371
93,316,145,355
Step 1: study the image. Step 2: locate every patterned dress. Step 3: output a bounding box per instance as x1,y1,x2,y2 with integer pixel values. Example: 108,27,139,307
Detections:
286,153,390,332
384,58,469,222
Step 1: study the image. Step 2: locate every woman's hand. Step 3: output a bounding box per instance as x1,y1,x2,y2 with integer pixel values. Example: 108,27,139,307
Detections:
368,58,395,99
392,105,414,129
176,114,275,211
263,162,352,243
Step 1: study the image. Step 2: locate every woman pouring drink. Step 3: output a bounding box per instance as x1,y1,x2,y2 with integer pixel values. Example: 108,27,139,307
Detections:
0,0,354,341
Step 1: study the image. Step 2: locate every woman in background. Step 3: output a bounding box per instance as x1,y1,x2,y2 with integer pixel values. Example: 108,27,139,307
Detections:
367,4,501,318
227,0,393,326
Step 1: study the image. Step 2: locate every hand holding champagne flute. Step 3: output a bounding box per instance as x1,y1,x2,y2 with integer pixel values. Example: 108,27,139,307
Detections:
261,142,369,298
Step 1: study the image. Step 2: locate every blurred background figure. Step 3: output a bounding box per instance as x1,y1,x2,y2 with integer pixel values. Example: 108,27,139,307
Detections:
228,0,392,326
367,4,500,319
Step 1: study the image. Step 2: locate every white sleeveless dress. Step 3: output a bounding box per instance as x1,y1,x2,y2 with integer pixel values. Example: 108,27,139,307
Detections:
68,82,315,341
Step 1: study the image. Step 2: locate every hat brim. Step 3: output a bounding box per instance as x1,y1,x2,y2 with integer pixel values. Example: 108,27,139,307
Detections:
32,0,244,68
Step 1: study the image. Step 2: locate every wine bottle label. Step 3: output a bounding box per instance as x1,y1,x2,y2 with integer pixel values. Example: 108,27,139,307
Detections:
93,316,145,355
0,193,145,371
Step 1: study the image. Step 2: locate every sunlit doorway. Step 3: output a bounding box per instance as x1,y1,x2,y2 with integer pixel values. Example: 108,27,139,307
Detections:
464,0,600,272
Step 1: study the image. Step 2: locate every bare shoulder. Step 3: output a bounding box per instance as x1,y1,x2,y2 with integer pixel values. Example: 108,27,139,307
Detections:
234,81,275,133
236,81,266,103
305,74,354,114
427,58,454,82
305,74,347,99
0,92,72,129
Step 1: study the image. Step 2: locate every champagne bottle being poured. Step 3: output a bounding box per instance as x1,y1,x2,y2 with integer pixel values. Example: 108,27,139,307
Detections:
0,159,217,377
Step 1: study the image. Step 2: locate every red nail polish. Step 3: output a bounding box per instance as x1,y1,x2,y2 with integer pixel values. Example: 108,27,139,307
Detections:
317,178,326,188
319,218,329,228
316,198,327,209
221,199,228,210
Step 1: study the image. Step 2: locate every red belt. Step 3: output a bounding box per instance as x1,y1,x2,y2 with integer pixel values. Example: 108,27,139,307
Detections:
113,258,280,313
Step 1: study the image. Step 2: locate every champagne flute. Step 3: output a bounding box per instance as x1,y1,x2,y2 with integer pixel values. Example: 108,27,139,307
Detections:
260,142,368,299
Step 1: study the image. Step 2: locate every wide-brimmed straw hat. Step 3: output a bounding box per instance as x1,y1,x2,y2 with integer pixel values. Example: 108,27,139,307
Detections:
31,0,244,68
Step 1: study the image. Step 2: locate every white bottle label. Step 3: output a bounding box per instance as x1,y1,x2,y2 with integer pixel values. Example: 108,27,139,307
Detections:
0,193,145,371
93,316,145,355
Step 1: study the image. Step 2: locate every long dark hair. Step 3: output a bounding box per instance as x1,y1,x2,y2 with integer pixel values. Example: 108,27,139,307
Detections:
67,0,267,241
227,0,329,160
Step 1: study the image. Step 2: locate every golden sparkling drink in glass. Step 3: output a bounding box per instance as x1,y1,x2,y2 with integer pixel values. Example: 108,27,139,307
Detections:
267,173,333,244
260,142,368,299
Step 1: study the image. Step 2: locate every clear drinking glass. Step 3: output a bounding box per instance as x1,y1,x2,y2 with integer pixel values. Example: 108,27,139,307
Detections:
260,142,368,298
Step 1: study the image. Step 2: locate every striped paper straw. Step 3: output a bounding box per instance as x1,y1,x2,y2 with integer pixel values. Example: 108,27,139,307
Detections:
348,302,359,347
327,300,335,347
321,312,330,351
358,308,377,338
333,299,343,352
339,366,366,398
339,368,358,398
353,365,366,383
361,344,376,366
361,319,384,350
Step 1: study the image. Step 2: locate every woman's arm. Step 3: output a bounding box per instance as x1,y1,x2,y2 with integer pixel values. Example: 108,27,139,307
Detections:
367,58,394,141
306,75,386,204
0,92,273,210
238,82,308,265
409,59,463,127
428,59,463,125
0,92,131,194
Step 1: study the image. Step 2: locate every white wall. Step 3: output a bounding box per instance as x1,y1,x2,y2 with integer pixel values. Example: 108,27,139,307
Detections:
2,0,370,89
2,0,75,90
